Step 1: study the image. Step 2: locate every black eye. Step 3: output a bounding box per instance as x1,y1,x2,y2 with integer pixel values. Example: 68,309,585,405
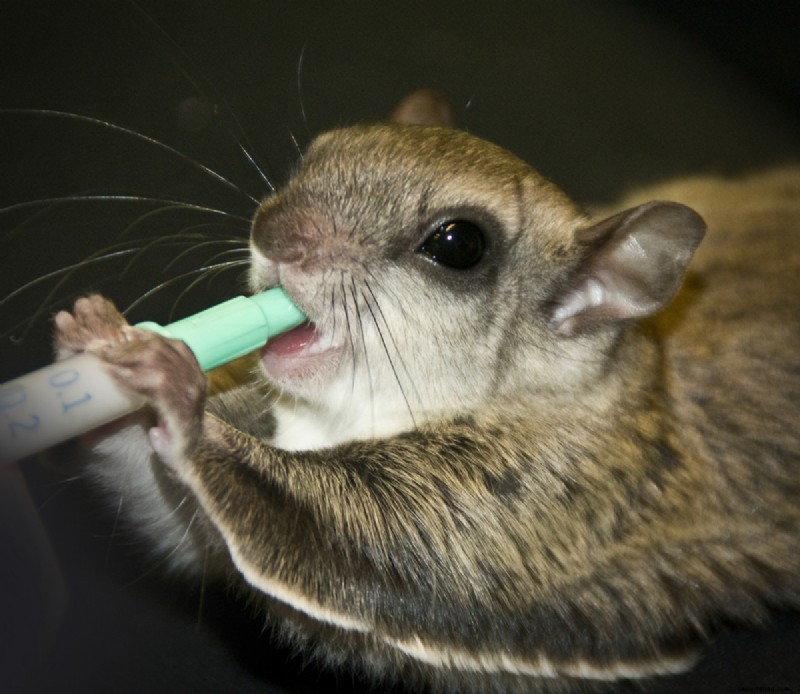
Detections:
417,220,486,269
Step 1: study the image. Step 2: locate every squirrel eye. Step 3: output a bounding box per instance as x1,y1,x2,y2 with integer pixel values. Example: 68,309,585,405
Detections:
417,220,486,269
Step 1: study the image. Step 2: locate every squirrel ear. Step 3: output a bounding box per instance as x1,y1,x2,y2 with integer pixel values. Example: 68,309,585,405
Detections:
389,89,457,127
548,201,706,336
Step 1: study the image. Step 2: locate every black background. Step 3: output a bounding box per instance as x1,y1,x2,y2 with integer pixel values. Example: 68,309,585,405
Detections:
1,2,799,692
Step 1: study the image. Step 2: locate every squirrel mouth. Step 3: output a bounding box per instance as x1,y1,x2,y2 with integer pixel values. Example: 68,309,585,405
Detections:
261,322,341,381
264,321,319,356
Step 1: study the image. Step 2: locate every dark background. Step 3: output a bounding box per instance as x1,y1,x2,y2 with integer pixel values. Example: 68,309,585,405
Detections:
1,1,799,692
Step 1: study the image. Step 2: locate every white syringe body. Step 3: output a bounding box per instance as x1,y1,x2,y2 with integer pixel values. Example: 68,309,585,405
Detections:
0,352,145,463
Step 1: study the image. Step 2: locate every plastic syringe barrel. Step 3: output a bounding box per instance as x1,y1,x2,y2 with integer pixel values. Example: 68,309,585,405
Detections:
0,288,305,463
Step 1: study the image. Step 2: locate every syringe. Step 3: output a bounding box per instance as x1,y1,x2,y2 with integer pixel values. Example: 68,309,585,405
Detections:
0,288,305,463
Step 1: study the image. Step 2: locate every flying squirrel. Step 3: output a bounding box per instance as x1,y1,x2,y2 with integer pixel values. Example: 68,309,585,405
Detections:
53,90,800,693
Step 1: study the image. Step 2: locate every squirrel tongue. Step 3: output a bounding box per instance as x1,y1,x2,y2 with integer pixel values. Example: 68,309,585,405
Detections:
263,322,318,357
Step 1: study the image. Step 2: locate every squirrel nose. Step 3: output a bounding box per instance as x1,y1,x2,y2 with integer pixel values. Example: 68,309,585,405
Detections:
251,204,310,265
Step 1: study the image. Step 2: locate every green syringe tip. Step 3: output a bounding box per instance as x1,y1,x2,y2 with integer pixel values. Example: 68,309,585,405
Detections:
249,287,307,337
137,287,306,372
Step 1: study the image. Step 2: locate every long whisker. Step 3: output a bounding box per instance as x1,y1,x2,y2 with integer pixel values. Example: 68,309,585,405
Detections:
1,238,241,341
1,248,142,308
326,276,339,352
34,475,82,511
156,219,249,239
361,281,418,428
3,223,248,335
105,495,125,570
165,260,251,322
126,0,275,193
119,505,200,590
296,42,311,140
122,259,249,315
362,277,425,409
0,195,251,225
30,232,233,298
287,129,304,160
161,243,248,275
350,278,375,435
134,237,247,276
117,233,241,277
0,108,260,206
339,274,358,403
115,203,250,241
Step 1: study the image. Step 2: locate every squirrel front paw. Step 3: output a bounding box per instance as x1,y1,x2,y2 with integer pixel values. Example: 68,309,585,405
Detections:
53,294,130,360
55,295,208,467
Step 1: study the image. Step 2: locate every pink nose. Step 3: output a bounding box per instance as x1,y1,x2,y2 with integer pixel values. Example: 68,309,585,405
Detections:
251,222,305,264
251,202,327,266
